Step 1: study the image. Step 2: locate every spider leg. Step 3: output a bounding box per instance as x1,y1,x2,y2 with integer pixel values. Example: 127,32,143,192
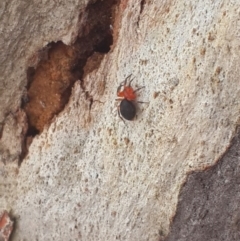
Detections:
117,83,124,93
134,86,145,93
128,76,136,86
117,75,133,93
117,105,126,124
125,74,132,85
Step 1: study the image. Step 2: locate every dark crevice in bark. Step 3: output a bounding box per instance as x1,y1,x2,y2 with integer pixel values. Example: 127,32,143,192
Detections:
20,0,119,163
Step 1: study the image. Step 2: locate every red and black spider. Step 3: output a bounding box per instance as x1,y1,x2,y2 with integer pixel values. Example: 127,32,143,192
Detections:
116,75,145,121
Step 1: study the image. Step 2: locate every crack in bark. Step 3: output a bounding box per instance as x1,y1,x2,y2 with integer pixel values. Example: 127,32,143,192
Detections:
19,0,120,163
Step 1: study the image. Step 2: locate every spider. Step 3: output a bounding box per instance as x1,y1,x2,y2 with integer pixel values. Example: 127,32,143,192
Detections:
116,75,145,121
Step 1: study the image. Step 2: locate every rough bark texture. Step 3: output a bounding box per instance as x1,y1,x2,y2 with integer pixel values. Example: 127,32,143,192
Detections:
165,128,240,241
0,0,240,240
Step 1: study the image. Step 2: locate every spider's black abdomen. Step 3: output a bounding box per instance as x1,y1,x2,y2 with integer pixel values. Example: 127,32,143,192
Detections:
120,99,136,120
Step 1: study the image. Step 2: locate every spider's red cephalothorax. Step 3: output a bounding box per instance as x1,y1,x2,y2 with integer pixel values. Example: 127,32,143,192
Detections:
116,75,144,121
117,82,136,101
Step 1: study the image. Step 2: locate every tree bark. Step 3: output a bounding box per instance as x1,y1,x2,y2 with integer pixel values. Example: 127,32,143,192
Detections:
0,0,240,240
